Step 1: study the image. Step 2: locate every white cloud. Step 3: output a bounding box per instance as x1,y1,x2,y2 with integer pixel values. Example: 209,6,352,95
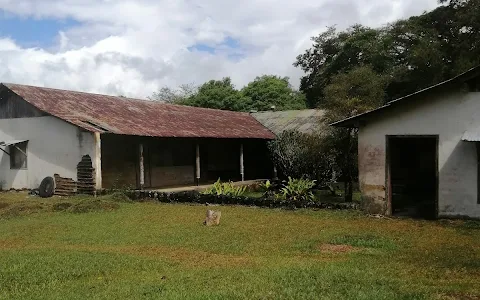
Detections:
0,0,439,98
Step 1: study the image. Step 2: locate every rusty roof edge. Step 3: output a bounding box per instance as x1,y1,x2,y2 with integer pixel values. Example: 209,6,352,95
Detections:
2,82,255,117
0,83,98,133
330,65,480,128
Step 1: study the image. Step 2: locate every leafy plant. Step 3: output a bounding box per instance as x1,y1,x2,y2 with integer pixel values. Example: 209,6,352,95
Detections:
280,177,316,202
260,180,277,197
202,179,246,197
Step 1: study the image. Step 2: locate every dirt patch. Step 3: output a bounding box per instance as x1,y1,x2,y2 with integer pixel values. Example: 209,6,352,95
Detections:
318,244,359,253
0,202,9,209
0,239,25,250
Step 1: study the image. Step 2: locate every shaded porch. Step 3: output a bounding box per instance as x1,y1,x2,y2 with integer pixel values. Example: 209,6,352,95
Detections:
100,134,272,189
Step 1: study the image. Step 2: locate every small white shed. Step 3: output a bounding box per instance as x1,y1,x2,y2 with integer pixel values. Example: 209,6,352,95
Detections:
333,66,480,219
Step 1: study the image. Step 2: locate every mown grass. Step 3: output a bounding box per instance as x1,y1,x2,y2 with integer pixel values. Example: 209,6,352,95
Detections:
0,192,479,299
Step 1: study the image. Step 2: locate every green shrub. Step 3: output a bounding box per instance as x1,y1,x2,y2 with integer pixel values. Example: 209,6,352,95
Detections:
268,131,335,185
202,179,247,197
259,180,276,197
280,177,316,202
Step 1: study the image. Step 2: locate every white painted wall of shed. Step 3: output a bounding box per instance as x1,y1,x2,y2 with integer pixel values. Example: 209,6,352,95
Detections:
0,116,96,189
358,89,480,218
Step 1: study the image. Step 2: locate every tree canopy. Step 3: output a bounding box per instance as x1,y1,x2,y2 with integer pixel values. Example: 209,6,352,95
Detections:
150,76,307,112
241,75,306,111
295,0,480,109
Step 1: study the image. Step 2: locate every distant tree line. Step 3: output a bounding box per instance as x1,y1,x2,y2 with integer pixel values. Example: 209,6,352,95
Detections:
150,76,307,112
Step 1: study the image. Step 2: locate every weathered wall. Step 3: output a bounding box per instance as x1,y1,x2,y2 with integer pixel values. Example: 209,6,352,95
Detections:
358,88,480,218
0,87,46,119
0,116,96,189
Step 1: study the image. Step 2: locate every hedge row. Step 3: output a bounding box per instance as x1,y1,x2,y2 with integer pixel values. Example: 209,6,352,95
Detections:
100,189,359,210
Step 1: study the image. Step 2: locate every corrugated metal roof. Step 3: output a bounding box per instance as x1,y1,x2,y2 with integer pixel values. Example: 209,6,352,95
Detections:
2,83,275,139
252,109,326,135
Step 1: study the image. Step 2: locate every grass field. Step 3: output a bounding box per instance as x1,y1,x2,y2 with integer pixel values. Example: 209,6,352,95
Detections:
0,192,479,300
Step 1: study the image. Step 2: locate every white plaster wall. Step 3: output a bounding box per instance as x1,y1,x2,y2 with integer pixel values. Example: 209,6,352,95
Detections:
359,89,480,218
0,116,96,189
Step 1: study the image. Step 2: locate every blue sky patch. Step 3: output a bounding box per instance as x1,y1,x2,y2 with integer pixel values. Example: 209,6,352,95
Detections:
222,36,240,49
188,36,245,60
0,11,80,48
188,43,216,54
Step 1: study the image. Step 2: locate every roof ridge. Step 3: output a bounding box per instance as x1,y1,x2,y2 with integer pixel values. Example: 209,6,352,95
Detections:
2,82,251,116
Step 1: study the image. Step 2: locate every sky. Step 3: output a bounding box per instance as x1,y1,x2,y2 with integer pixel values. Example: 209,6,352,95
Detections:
0,0,440,99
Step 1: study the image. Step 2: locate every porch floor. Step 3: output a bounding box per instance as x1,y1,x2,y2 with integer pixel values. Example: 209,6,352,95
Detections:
152,179,264,193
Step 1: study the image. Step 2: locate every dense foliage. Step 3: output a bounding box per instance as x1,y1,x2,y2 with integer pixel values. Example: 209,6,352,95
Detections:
295,0,480,108
280,177,316,202
150,76,307,112
267,131,335,186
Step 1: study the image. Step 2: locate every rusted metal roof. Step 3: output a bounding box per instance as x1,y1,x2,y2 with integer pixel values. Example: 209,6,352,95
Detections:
252,109,326,135
2,83,275,139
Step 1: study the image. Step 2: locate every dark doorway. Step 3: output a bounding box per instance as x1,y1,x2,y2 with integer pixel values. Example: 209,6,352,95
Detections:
387,136,438,219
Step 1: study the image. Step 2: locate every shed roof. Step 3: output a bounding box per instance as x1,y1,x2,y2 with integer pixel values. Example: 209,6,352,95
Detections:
1,83,275,139
252,109,326,135
331,65,480,128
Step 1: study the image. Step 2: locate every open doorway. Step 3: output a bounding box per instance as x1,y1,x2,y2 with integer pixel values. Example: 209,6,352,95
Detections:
387,136,438,219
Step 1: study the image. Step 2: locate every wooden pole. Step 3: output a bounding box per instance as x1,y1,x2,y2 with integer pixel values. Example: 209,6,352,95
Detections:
139,143,145,189
240,143,244,182
94,132,102,191
196,143,201,186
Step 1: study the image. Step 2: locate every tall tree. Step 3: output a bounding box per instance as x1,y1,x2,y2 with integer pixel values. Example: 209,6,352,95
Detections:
149,83,197,104
295,0,480,108
323,66,387,202
294,25,392,108
241,75,307,111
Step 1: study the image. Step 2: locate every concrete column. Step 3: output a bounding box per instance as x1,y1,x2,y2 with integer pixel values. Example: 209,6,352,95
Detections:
196,143,201,185
94,132,102,190
139,143,145,189
240,143,245,181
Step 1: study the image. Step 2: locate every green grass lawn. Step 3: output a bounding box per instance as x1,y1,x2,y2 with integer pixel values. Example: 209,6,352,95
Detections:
0,192,479,300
